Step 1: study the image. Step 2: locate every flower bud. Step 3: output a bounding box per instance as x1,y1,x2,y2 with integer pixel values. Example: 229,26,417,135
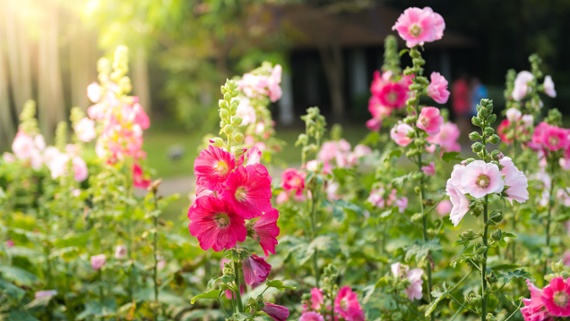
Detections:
487,114,497,124
471,117,482,127
491,229,502,241
233,133,244,143
490,210,503,224
488,134,500,145
483,127,495,136
469,132,481,141
472,142,484,153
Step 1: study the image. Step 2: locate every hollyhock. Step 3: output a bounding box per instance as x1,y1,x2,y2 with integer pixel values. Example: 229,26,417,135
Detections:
194,145,236,191
512,71,534,101
461,160,504,199
446,165,470,226
72,156,89,182
564,251,570,266
521,279,551,321
222,164,272,219
417,107,443,135
91,254,106,270
370,70,391,96
367,187,386,208
268,64,283,102
236,97,257,126
6,239,14,247
188,196,247,252
543,125,569,152
391,263,424,301
318,141,339,163
251,208,280,256
377,79,410,110
114,245,127,259
426,121,461,152
263,302,290,321
542,277,570,316
326,182,340,201
310,288,325,310
506,108,522,122
334,286,365,321
499,156,529,203
75,117,96,142
427,72,450,104
35,290,57,299
422,162,435,176
395,197,408,213
282,168,305,196
436,199,452,216
390,122,414,147
497,119,512,144
87,82,102,103
12,131,36,160
133,163,151,189
242,254,271,285
544,75,556,98
392,7,445,48
300,311,325,321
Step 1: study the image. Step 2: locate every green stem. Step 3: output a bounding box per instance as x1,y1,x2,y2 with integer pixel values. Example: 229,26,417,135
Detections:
419,152,433,314
543,157,556,277
481,195,489,321
309,185,320,287
99,269,105,321
152,191,160,320
125,159,135,302
233,260,244,313
510,135,517,263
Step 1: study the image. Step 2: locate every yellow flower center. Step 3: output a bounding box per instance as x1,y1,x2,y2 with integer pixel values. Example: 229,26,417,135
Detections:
554,291,569,308
409,24,422,37
476,174,490,189
235,187,247,202
214,160,229,175
215,213,230,228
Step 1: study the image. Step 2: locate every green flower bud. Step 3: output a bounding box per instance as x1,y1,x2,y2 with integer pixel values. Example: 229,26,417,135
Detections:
487,114,497,124
472,142,484,153
472,117,482,127
469,131,482,141
233,133,244,143
491,229,502,241
490,210,503,224
484,127,495,136
488,134,500,145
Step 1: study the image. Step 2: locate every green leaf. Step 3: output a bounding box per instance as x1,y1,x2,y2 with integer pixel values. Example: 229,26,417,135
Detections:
442,151,462,163
266,279,296,290
497,269,530,283
425,284,448,317
0,266,37,286
405,239,442,262
190,289,222,304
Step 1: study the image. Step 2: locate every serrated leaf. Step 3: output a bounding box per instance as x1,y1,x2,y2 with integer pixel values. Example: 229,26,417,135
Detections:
190,289,221,304
497,269,530,283
405,239,442,262
0,266,37,286
425,284,448,317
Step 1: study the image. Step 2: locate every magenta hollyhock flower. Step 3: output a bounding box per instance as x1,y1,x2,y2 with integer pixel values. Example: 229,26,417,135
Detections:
392,7,445,48
91,254,106,270
282,168,305,196
370,70,391,96
426,121,461,153
542,277,570,317
334,286,365,321
543,125,570,152
499,156,529,204
417,107,443,135
461,160,504,199
242,254,272,285
300,311,325,321
188,196,247,252
222,164,272,219
311,287,325,310
544,75,556,98
263,302,290,321
251,208,280,256
390,122,414,147
497,119,512,144
194,145,236,191
427,72,450,104
377,80,410,110
521,279,551,321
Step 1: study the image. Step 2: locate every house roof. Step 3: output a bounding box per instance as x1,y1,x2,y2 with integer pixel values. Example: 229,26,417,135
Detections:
273,3,474,49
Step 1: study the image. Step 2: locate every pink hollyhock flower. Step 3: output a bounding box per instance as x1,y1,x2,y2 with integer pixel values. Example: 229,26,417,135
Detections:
366,117,382,131
353,144,371,158
35,290,57,299
461,160,504,199
499,156,529,203
427,121,461,152
427,72,450,104
242,254,271,285
417,107,443,135
130,103,150,130
497,119,512,144
395,197,408,213
251,208,280,256
334,286,365,321
263,302,290,321
544,75,556,98
506,108,522,122
311,287,325,310
368,187,386,208
377,80,410,110
543,125,569,151
236,97,257,126
188,196,247,252
512,71,534,101
194,145,235,191
245,146,262,166
318,141,339,163
2,152,15,163
300,312,325,321
390,122,414,147
87,82,102,103
91,254,106,270
75,117,96,142
326,181,340,201
133,163,151,189
436,200,452,216
392,7,445,48
268,65,283,102
6,239,14,247
391,263,424,301
563,251,570,266
521,279,551,321
72,156,89,182
222,164,272,219
275,191,290,205
114,245,127,260
370,70,392,96
522,114,534,128
542,277,570,316
12,131,36,160
446,165,470,226
282,168,305,196
421,162,436,176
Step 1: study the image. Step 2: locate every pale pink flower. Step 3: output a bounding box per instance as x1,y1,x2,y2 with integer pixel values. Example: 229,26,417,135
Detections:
390,122,414,147
74,118,96,142
72,156,89,182
87,82,102,103
512,71,534,101
522,114,534,128
391,263,424,301
427,72,449,104
236,97,257,126
395,197,408,213
499,156,528,203
422,162,435,176
461,160,504,199
417,107,443,135
300,312,325,321
506,108,522,122
326,182,340,201
426,121,461,152
12,131,36,160
268,64,283,102
114,245,127,260
35,290,57,299
436,200,452,216
2,152,15,163
305,160,320,172
275,191,289,205
90,254,106,270
563,251,570,266
446,165,470,226
544,75,556,98
392,7,445,48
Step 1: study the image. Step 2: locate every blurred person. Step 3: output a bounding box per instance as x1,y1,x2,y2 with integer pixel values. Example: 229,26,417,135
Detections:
470,77,488,117
451,74,470,136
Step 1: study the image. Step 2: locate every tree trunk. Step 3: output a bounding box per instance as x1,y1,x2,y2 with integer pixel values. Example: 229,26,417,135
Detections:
0,33,15,148
319,43,345,123
133,47,151,113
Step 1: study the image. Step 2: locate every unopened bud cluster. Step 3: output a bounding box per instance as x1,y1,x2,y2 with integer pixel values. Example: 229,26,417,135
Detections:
470,99,501,162
210,80,245,157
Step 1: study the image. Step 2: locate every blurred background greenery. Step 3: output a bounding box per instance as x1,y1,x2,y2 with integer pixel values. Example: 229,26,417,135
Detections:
1,0,569,180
